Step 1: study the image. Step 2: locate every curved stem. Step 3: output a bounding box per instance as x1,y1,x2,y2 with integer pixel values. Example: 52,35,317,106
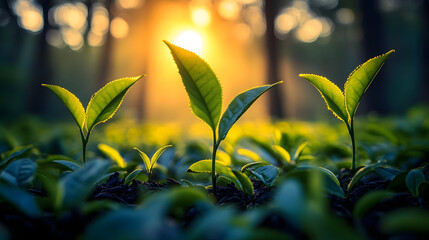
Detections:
211,131,219,196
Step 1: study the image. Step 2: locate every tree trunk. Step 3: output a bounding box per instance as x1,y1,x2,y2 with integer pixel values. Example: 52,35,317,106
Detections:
96,0,115,89
359,0,386,114
421,0,429,103
26,0,53,115
264,0,285,119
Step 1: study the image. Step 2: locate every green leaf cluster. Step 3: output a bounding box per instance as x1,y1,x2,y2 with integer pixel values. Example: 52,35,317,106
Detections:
165,40,282,194
43,76,143,163
300,50,394,172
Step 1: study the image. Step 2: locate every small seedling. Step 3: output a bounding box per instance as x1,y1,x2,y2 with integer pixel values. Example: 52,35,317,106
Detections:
43,76,143,164
133,145,172,182
164,40,281,193
300,50,394,172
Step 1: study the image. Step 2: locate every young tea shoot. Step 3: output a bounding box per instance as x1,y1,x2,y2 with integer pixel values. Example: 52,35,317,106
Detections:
299,50,394,173
164,40,282,193
133,145,172,182
43,76,143,164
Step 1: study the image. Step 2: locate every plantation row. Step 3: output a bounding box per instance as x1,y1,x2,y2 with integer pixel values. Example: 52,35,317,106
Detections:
0,42,428,239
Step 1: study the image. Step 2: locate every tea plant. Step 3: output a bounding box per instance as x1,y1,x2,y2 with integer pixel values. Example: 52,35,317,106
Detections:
42,76,143,164
164,41,281,193
300,50,394,172
131,145,172,182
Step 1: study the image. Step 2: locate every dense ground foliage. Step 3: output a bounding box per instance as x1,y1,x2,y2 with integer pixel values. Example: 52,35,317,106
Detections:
0,106,429,240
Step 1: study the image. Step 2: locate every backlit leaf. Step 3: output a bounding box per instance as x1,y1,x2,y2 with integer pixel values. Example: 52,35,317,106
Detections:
344,50,394,122
98,143,126,168
272,145,291,164
299,74,348,123
218,82,281,141
42,84,85,131
86,76,143,133
188,160,239,186
124,169,142,185
149,145,172,171
134,147,151,172
232,169,254,197
164,41,222,131
188,160,232,176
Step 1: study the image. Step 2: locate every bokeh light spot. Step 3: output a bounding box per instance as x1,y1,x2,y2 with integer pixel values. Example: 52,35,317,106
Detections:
110,17,129,39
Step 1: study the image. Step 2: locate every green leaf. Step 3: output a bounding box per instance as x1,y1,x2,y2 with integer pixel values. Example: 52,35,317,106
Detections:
353,191,394,219
287,166,344,198
299,74,348,123
0,145,33,168
347,162,383,191
98,143,126,168
124,169,142,185
272,145,291,164
387,170,409,192
42,84,86,131
188,160,233,176
292,141,309,162
59,160,110,209
344,50,395,121
0,184,41,217
406,169,426,197
164,41,222,131
249,165,279,188
52,160,81,171
134,147,150,172
188,160,239,187
149,145,172,171
241,162,268,173
232,169,254,197
86,76,143,133
0,158,36,186
218,82,281,141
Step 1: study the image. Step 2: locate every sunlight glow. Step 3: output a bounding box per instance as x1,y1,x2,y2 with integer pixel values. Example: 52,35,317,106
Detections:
91,5,109,35
61,28,83,50
192,7,211,27
116,0,144,9
88,31,104,47
13,0,43,33
336,8,355,25
295,18,323,43
174,30,203,55
110,17,129,39
218,0,241,20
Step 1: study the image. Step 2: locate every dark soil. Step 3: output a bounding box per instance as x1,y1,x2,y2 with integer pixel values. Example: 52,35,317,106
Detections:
213,180,273,209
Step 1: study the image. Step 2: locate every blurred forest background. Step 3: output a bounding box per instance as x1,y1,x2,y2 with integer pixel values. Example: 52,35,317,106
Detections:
0,0,428,124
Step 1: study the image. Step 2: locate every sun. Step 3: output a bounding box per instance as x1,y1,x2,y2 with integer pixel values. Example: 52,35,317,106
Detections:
174,30,203,55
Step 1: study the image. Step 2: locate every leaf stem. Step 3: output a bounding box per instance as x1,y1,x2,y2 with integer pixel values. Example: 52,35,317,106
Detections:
80,130,91,165
348,121,356,173
211,131,219,197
